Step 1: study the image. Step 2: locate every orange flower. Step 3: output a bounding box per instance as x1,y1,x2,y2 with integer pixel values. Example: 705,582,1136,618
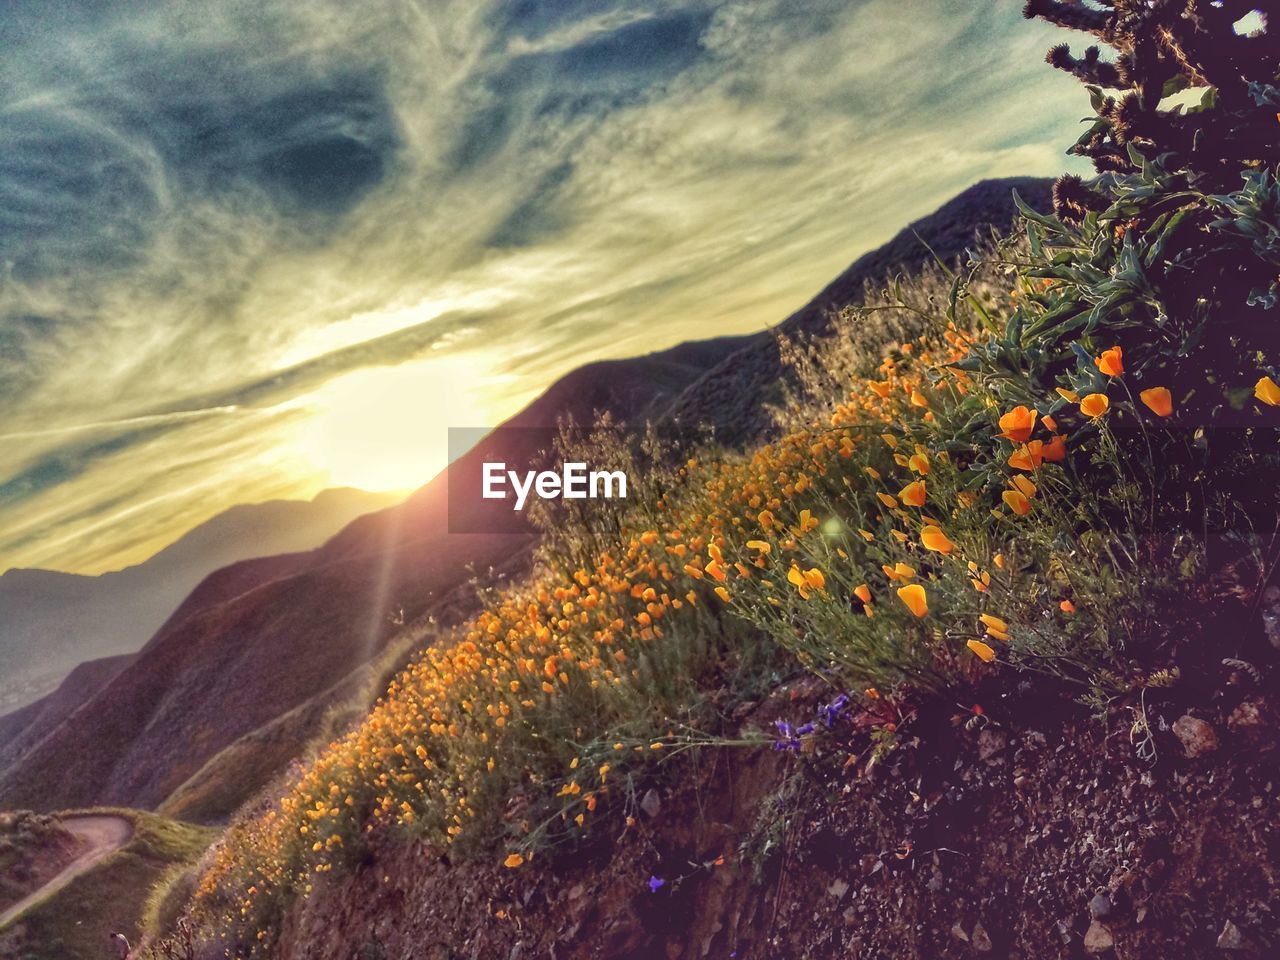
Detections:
907,453,930,475
920,526,955,554
1059,599,1076,614
998,405,1038,444
1139,386,1173,417
714,586,731,603
746,539,772,555
899,480,927,507
1041,434,1068,462
1094,346,1124,377
1007,441,1044,472
1055,387,1080,403
897,583,928,618
1079,393,1110,419
1011,475,1037,500
967,639,996,663
504,853,525,868
854,583,872,604
876,492,899,508
882,562,916,582
979,613,1010,641
1255,375,1280,407
1002,489,1032,516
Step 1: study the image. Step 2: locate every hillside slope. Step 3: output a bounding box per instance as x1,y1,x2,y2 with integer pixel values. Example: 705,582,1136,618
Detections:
0,176,1051,822
662,177,1053,446
0,488,401,714
0,338,739,816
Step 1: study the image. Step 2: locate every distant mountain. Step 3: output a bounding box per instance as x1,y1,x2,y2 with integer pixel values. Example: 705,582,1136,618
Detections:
661,177,1054,446
0,488,402,714
0,176,1053,820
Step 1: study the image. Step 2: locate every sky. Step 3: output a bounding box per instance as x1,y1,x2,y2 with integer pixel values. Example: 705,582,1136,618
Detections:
0,0,1087,576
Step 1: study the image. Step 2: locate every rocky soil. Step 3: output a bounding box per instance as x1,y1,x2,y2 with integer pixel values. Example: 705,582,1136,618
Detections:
268,667,1279,960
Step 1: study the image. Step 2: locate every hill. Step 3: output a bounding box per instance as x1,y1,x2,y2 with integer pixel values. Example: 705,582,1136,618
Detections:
0,488,402,715
0,809,215,960
0,336,743,818
0,176,1051,825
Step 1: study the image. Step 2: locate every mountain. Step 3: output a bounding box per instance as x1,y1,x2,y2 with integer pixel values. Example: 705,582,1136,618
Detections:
662,177,1054,446
0,337,740,818
0,488,402,715
0,176,1052,821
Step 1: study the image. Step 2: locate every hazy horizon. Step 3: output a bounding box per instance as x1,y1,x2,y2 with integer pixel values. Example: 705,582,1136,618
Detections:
0,0,1087,576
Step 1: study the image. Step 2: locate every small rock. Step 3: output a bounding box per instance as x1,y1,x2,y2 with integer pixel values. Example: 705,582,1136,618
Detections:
1216,920,1247,950
1172,715,1219,758
971,921,993,952
1228,699,1263,732
1088,893,1113,920
1084,920,1114,954
978,729,1008,762
640,789,661,818
950,922,969,943
828,878,850,899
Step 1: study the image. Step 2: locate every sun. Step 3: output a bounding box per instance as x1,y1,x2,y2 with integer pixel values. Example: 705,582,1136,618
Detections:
299,355,502,492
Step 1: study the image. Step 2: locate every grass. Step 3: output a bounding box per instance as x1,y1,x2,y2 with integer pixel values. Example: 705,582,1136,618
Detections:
0,809,216,960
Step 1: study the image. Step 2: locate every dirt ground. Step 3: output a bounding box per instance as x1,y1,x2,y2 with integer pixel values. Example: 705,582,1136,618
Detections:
270,659,1279,960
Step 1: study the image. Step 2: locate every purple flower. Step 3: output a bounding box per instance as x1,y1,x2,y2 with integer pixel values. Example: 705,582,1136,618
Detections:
818,693,851,728
648,875,665,893
772,719,802,752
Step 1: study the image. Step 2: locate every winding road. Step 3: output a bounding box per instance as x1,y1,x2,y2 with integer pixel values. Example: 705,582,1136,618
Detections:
0,814,134,929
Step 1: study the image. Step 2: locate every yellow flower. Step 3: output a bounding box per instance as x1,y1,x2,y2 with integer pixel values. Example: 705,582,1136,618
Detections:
1094,346,1124,377
858,528,875,541
864,466,882,480
1055,387,1080,404
504,853,525,868
1139,386,1173,417
804,568,826,591
1255,375,1280,406
897,583,928,618
899,480,926,508
1002,489,1032,516
714,586,731,603
882,562,917,582
967,639,996,663
908,453,930,475
920,526,955,554
746,539,772,554
792,509,819,535
1011,475,1037,500
876,492,899,508
1079,393,1110,419
980,613,1010,642
998,406,1038,444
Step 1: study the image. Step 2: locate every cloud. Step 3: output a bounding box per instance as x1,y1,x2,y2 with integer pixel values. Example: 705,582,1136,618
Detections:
0,0,1087,574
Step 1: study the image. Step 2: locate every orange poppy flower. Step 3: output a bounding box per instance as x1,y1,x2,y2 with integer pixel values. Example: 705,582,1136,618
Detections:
1079,393,1110,419
967,639,996,662
920,526,955,554
1059,599,1076,614
1041,434,1068,461
854,583,872,604
899,480,927,507
1139,386,1173,417
998,406,1038,444
1002,490,1032,516
1094,346,1124,377
897,584,928,618
1255,376,1280,407
1008,441,1044,472
504,853,525,868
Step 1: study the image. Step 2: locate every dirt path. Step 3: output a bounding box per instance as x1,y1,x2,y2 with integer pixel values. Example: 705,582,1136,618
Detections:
0,814,134,929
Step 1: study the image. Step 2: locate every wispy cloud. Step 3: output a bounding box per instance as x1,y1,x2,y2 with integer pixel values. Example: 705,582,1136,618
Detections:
0,0,1086,574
